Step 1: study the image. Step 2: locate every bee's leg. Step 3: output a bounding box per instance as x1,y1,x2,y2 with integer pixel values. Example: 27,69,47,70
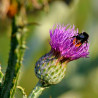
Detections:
86,41,88,47
85,41,88,47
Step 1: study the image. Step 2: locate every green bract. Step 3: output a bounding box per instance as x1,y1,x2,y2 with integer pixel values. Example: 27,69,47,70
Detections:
35,52,67,86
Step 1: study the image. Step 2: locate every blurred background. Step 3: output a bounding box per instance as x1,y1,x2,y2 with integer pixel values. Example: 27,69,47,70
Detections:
0,0,98,98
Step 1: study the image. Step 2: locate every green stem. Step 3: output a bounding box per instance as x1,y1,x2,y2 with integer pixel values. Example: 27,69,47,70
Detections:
17,86,27,98
0,15,26,98
29,81,46,98
0,65,4,92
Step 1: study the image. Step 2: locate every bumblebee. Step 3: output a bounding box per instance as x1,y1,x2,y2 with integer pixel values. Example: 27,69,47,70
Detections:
73,32,89,47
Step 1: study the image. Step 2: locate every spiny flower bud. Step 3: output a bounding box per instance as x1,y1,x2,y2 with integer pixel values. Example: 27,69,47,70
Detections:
35,24,89,86
35,51,68,86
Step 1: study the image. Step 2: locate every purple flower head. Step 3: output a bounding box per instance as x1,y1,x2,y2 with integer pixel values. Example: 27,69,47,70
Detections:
49,24,89,61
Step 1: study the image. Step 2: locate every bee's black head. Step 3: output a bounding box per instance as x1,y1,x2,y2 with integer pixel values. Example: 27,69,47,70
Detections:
82,32,89,39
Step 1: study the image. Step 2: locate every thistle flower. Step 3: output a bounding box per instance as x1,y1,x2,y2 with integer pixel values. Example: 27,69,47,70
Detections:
29,24,89,97
49,24,89,61
35,24,89,86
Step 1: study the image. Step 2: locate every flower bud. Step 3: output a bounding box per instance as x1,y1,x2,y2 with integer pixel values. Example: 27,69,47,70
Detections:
35,51,68,86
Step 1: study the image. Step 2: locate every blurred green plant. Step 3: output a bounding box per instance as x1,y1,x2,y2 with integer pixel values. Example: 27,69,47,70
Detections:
0,0,98,98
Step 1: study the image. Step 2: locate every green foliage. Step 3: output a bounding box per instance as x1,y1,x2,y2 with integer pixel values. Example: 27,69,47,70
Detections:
0,0,98,98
